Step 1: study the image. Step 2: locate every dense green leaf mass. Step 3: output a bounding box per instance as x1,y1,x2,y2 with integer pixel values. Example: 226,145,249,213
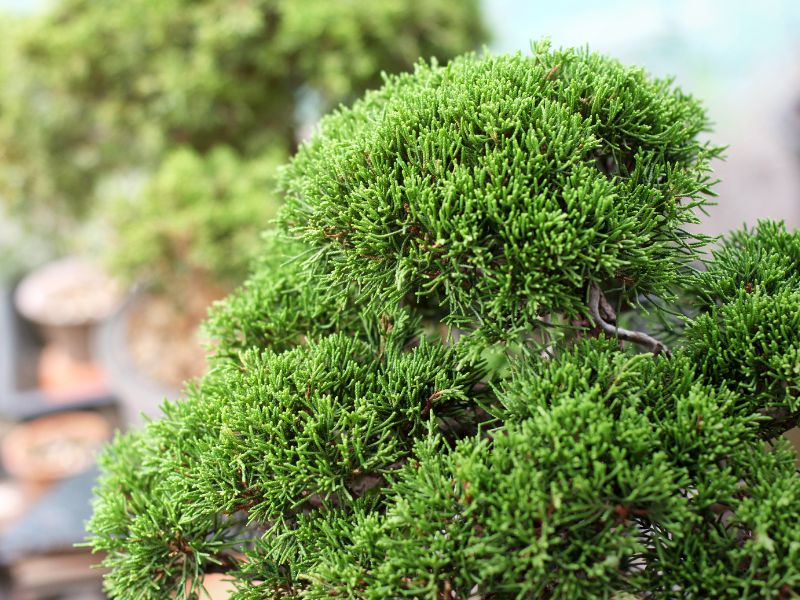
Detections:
280,40,721,342
655,440,800,598
203,232,375,362
304,342,799,598
88,330,486,597
309,398,692,598
691,220,800,308
87,44,800,599
304,421,800,599
87,426,247,597
174,333,485,524
683,285,800,436
0,0,486,242
678,222,800,438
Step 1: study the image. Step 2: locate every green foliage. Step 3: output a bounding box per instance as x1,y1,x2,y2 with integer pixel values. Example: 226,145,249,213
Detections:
109,146,285,291
495,338,666,421
654,440,800,598
203,232,369,361
22,0,486,154
691,220,800,308
678,222,800,437
0,0,486,231
683,285,800,437
174,333,484,524
0,16,123,232
308,400,692,598
88,330,486,597
280,40,721,344
305,345,798,598
87,426,247,597
86,43,800,599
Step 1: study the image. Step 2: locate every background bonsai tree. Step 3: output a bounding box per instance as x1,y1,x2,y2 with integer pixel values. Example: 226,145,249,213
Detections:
0,0,486,244
108,147,285,294
101,146,287,385
87,41,800,598
0,0,486,385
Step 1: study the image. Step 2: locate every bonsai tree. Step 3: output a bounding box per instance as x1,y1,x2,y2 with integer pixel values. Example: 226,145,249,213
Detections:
108,146,285,294
87,41,800,598
0,0,487,239
100,145,287,386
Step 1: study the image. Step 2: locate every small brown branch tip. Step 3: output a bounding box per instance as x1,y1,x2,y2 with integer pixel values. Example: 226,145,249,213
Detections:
588,283,671,357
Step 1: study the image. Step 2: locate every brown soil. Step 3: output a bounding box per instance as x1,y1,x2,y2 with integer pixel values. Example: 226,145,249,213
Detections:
0,411,111,482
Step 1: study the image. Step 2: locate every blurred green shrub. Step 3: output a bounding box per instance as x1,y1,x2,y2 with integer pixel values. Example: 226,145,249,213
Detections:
0,16,124,245
108,145,285,292
0,0,487,243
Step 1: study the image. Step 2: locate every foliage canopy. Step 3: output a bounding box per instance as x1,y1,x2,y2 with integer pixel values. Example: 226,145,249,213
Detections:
87,42,800,599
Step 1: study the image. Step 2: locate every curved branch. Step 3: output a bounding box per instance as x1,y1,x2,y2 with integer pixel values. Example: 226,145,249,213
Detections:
588,283,670,357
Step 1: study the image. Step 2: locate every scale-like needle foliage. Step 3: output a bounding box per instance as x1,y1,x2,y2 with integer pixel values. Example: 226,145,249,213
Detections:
87,43,800,599
691,220,800,308
280,40,720,343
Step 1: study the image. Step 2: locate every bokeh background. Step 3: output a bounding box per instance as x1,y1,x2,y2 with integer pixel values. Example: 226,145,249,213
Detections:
486,0,800,235
0,1,798,598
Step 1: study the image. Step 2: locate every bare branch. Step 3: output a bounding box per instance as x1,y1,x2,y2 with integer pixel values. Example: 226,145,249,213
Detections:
588,283,670,356
598,290,617,322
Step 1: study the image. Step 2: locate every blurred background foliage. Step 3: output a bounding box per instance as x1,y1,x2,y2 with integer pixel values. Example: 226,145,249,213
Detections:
0,0,487,290
109,145,285,292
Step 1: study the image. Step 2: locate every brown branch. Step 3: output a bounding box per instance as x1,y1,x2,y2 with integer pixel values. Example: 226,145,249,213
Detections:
597,290,617,322
757,406,800,438
588,283,670,356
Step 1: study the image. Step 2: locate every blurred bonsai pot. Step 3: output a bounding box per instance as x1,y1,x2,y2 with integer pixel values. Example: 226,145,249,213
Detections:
0,411,111,482
14,256,121,362
93,292,186,427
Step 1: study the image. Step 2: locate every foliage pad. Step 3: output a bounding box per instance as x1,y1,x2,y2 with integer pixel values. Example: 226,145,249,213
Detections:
87,43,800,599
280,41,720,343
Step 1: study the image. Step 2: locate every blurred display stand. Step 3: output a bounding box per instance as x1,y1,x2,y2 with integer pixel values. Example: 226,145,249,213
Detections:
0,282,119,600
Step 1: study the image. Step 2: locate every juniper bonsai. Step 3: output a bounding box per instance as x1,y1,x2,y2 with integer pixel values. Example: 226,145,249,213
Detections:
87,42,800,599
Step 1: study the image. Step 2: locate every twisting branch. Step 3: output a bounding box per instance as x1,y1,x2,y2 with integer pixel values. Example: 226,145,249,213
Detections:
588,283,670,357
597,289,617,323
